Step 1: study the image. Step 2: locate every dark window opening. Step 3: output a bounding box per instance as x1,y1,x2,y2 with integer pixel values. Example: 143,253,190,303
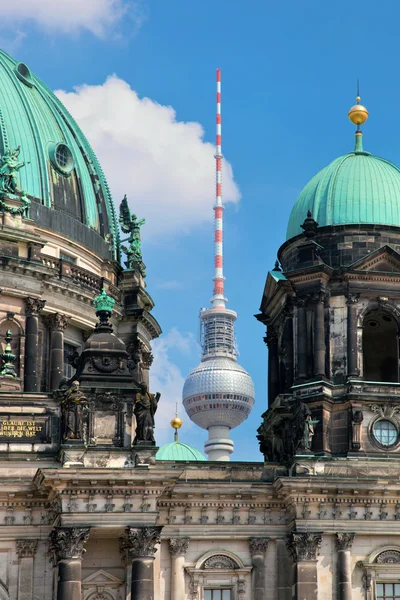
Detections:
363,310,399,382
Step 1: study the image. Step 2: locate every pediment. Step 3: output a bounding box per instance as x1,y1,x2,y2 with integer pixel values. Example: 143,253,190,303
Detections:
351,246,400,273
260,269,289,311
82,570,123,585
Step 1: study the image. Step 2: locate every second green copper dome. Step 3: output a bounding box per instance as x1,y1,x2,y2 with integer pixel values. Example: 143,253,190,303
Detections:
286,136,400,240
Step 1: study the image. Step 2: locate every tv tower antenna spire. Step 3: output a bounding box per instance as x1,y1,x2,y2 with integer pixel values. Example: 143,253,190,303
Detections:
212,68,226,308
182,69,255,461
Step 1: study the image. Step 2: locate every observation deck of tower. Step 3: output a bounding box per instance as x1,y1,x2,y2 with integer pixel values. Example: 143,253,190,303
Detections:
182,70,255,461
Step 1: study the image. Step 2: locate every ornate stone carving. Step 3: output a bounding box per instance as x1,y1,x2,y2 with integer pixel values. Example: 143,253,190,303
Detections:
249,538,269,556
200,508,208,525
142,350,154,369
376,550,400,564
286,532,322,562
351,409,363,451
202,555,238,570
48,527,90,562
168,538,189,556
346,293,359,305
370,403,400,419
123,526,162,558
317,502,327,519
332,503,342,520
16,539,38,558
349,504,358,520
24,297,46,316
357,562,372,590
44,313,70,331
335,533,355,551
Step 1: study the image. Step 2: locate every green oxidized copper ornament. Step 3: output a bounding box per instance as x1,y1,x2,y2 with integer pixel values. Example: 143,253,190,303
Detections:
93,288,115,315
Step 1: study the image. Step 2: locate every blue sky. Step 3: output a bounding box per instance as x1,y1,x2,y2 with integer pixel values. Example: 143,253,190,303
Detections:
3,0,400,459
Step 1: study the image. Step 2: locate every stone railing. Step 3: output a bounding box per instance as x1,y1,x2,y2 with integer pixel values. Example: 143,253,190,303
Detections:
41,257,122,303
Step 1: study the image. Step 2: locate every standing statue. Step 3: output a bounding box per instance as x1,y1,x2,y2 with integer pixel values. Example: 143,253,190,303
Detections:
119,194,146,276
61,381,89,442
0,146,26,195
293,402,319,453
133,382,160,444
303,413,319,451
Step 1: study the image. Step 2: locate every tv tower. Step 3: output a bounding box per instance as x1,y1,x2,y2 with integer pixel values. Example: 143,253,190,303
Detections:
182,69,255,461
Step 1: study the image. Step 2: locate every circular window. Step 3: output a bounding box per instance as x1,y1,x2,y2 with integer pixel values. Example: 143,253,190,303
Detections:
373,419,398,447
49,142,74,175
15,63,33,87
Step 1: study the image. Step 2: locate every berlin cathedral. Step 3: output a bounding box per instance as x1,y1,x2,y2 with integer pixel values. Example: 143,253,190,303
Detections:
0,45,399,600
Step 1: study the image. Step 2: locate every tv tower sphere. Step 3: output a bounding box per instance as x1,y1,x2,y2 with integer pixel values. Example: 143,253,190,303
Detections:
182,69,255,460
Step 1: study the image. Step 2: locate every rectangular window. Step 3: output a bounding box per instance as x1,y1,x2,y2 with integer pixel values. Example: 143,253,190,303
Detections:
204,590,231,600
376,582,400,599
64,343,78,379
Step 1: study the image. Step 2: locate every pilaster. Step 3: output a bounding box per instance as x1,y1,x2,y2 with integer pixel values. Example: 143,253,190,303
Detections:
249,538,268,600
287,532,322,600
16,540,38,600
169,538,189,600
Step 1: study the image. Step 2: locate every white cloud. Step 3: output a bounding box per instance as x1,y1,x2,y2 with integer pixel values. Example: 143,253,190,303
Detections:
150,328,196,447
0,0,143,37
55,75,241,238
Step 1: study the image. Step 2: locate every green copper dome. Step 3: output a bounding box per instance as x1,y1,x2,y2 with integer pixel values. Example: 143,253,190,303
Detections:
156,441,206,461
286,135,400,240
0,50,118,258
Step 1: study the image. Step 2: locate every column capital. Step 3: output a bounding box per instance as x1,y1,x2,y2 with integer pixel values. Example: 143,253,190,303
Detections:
286,532,322,562
44,313,70,332
24,297,46,316
169,538,190,557
249,537,269,557
309,291,326,304
16,539,38,558
336,532,355,551
293,296,308,309
48,527,90,563
346,293,359,305
123,526,162,558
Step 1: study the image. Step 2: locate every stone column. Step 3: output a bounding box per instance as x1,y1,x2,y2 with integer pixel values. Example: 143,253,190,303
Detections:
45,313,69,390
123,526,163,600
313,292,326,377
287,532,322,599
48,527,90,600
24,297,46,392
16,540,38,600
347,294,359,378
336,533,355,600
249,538,269,600
169,538,190,600
276,539,292,600
296,298,308,380
266,326,279,405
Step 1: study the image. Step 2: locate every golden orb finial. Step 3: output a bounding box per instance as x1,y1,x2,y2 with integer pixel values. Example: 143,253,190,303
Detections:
348,93,369,126
170,416,183,430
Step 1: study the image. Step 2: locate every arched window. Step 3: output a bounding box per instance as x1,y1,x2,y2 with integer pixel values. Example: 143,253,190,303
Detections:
363,310,399,382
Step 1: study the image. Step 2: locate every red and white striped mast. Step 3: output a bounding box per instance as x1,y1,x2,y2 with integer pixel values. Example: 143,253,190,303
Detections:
212,68,226,308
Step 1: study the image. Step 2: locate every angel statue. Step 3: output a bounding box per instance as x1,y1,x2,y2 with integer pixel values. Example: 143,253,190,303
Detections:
0,146,26,195
119,194,146,276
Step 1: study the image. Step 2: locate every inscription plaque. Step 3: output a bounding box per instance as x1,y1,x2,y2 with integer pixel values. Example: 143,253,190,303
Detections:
0,419,47,441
